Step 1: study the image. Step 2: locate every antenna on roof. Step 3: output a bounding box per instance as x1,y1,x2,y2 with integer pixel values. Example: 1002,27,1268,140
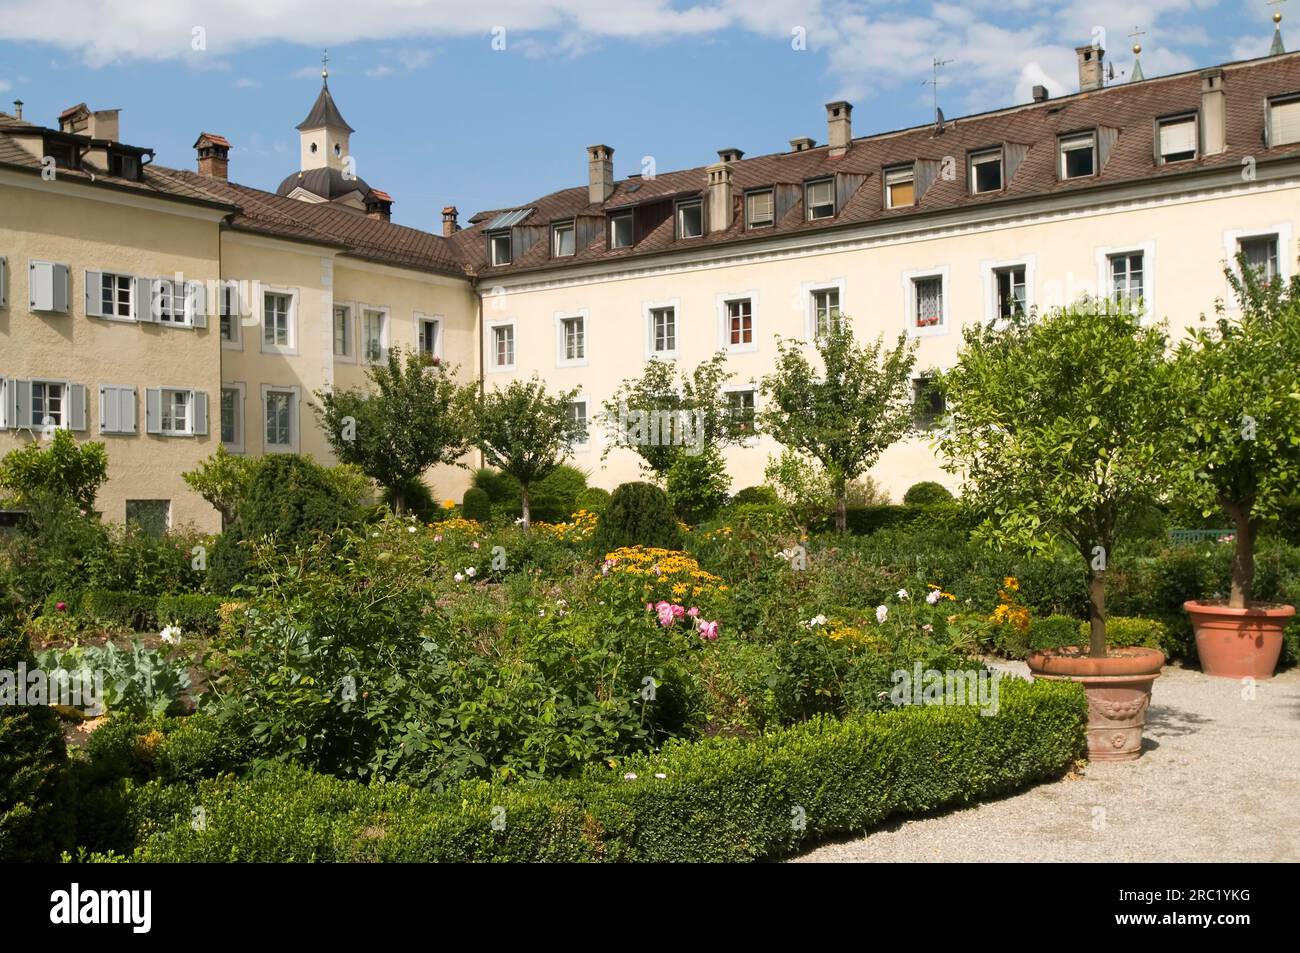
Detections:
923,57,953,132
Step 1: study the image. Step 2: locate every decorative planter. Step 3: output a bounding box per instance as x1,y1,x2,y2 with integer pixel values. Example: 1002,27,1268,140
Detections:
1183,600,1296,680
1026,646,1165,762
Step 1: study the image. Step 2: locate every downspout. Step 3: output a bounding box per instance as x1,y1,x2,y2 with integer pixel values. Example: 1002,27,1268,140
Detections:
472,272,485,471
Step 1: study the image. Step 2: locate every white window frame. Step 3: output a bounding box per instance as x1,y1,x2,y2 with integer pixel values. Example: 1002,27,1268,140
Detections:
1267,93,1300,147
723,382,760,447
1157,113,1198,164
552,220,576,258
717,291,759,354
554,310,588,368
260,286,299,355
805,179,835,220
489,231,512,266
219,281,243,350
486,319,517,373
1094,241,1156,319
360,305,390,365
1222,224,1293,304
969,149,1004,194
30,379,69,430
884,166,915,209
1059,132,1098,180
566,392,591,453
158,387,194,437
332,301,356,363
609,211,634,249
903,267,950,338
220,382,245,453
802,279,846,342
414,311,442,361
980,256,1036,325
90,270,135,321
261,384,300,454
676,199,704,239
125,500,171,535
745,189,774,229
643,297,680,360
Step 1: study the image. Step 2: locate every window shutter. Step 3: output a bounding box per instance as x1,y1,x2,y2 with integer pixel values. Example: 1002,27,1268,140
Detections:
68,384,87,431
0,378,11,429
0,257,7,308
1159,118,1196,157
14,380,31,427
192,390,208,436
186,280,208,328
1271,99,1300,146
120,386,137,434
99,386,117,433
51,264,70,313
133,276,157,322
145,388,162,434
84,271,104,317
28,261,52,311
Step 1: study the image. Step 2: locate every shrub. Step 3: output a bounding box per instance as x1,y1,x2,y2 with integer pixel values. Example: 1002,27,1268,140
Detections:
903,481,954,505
575,487,612,515
665,445,730,524
592,482,684,553
1078,616,1166,653
129,678,1085,862
471,467,516,502
0,615,73,862
80,590,157,631
471,464,588,524
154,594,224,636
382,477,438,522
461,487,492,523
1027,615,1083,654
36,639,190,719
731,485,778,507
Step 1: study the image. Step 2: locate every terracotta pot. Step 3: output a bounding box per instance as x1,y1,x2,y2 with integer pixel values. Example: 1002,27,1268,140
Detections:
1183,600,1295,680
1026,646,1165,762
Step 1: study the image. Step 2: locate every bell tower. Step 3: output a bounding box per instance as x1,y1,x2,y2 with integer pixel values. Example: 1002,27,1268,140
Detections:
297,51,353,174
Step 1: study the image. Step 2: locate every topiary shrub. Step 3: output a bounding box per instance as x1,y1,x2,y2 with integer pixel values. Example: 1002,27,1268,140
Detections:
154,594,224,636
903,481,954,505
80,589,157,631
575,487,611,515
471,467,516,503
0,613,73,862
665,446,730,524
461,487,492,523
731,485,779,507
593,482,684,554
527,465,589,524
1028,615,1083,654
1078,616,1166,653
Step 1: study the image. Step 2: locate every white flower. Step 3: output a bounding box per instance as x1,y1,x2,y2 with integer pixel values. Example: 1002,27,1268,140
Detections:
815,613,827,625
876,605,889,624
896,588,909,601
472,542,480,550
159,625,182,645
538,609,546,617
465,566,477,578
623,772,638,781
926,589,942,605
371,532,380,538
407,526,417,534
454,572,465,583
654,773,667,779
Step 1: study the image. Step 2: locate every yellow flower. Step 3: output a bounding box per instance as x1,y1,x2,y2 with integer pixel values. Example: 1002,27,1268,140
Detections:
441,499,456,510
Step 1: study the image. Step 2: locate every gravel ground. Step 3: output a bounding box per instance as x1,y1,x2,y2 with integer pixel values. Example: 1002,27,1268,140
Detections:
793,662,1300,863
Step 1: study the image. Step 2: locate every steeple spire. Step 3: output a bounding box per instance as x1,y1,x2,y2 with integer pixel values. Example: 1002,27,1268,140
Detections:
321,49,330,86
1271,2,1287,55
1129,28,1146,82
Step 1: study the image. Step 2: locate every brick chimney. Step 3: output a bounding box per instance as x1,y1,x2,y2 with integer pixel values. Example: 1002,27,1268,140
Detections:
364,190,393,222
1200,68,1226,155
193,132,230,181
825,101,852,157
706,161,733,234
1076,44,1105,92
442,206,459,236
789,136,816,152
587,144,615,204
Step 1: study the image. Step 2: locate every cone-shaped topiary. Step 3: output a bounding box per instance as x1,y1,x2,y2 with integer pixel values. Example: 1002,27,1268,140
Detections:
592,482,684,554
461,487,492,523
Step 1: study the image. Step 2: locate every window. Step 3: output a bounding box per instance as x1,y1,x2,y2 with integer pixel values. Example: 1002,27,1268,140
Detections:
913,376,946,429
885,166,915,209
567,399,589,449
219,283,241,346
155,279,186,326
491,324,515,369
650,306,676,355
28,261,70,313
362,309,386,362
677,200,703,238
99,272,132,318
560,314,585,362
1269,94,1300,147
727,389,757,437
1158,115,1197,164
417,315,440,359
489,232,512,266
913,276,944,328
812,288,840,337
552,221,575,257
970,150,1003,194
994,266,1026,320
727,298,753,345
1110,252,1144,304
806,179,835,220
609,211,634,249
99,385,136,435
108,151,140,180
125,500,170,537
333,304,352,358
1060,133,1097,179
159,389,191,436
1239,235,1280,283
31,381,65,429
263,291,292,348
220,386,243,449
264,388,296,451
745,190,774,228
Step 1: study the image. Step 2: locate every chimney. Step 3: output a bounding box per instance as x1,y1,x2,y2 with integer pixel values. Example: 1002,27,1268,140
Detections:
717,147,744,163
364,190,393,222
12,100,22,121
1200,67,1226,156
706,161,733,234
88,109,119,142
1032,85,1049,103
789,136,816,152
825,101,852,157
587,144,615,204
442,206,460,236
1076,44,1105,92
193,132,230,181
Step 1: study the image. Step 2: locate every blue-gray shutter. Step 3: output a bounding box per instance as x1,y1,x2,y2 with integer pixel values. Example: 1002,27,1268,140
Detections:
191,390,208,436
51,264,70,313
68,384,87,431
14,379,31,428
99,385,118,433
84,271,103,317
1098,126,1119,171
120,387,136,434
2,378,14,428
0,257,7,308
145,388,162,434
134,276,157,322
186,280,208,328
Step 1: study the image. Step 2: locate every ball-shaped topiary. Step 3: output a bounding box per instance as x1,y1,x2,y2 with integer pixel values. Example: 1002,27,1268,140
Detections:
575,487,612,515
461,487,492,523
592,482,684,554
731,485,779,507
902,481,954,506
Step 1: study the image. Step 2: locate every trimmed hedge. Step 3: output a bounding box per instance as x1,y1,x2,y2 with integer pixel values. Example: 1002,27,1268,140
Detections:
154,594,224,636
999,614,1169,659
816,502,972,536
903,482,954,505
81,589,157,631
127,678,1084,862
461,487,492,524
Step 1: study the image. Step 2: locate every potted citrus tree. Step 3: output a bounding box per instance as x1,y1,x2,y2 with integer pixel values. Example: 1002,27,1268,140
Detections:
939,300,1178,761
1173,264,1300,678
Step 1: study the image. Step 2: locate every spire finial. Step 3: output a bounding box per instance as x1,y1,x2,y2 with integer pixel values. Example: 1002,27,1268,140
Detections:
1270,1,1287,54
1128,28,1145,81
321,49,330,85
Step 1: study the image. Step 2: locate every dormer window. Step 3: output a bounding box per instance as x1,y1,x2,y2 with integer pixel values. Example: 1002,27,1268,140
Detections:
489,231,512,266
745,189,774,228
609,210,634,249
1157,114,1197,164
884,166,915,208
108,151,140,180
969,149,1003,194
676,199,703,238
1268,94,1300,146
43,138,77,169
805,179,835,220
552,220,575,257
1059,132,1097,179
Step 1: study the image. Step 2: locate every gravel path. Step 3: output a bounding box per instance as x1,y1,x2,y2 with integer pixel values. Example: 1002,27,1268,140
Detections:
793,662,1300,863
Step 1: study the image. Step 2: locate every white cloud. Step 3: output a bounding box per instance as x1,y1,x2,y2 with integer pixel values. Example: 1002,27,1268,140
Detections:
0,80,10,93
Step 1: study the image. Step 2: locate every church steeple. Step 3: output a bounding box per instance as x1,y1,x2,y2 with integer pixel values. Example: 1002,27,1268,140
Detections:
297,51,353,174
1270,9,1286,56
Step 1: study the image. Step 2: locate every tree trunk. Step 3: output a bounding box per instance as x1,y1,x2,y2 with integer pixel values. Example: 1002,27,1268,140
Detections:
392,489,406,516
520,484,531,530
1226,503,1256,609
834,479,847,533
1086,568,1107,659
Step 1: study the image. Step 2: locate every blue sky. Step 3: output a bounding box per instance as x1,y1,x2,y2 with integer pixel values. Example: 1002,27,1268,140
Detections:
0,0,1287,229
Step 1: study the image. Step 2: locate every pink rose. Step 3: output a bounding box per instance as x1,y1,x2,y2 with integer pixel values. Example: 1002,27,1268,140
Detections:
697,619,719,641
687,607,700,618
56,602,67,612
646,602,654,611
656,604,676,627
671,604,685,619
